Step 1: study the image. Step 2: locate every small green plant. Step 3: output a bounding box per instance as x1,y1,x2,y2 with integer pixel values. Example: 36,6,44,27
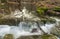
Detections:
36,7,48,15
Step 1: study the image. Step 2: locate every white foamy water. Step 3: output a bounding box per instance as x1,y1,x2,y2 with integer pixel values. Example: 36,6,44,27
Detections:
0,22,41,39
40,24,55,34
0,25,11,36
0,22,56,39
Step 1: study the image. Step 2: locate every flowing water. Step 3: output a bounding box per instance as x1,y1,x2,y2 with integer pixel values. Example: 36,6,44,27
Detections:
0,7,60,39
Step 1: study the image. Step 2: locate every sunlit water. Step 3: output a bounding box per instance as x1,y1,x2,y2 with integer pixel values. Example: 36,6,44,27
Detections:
0,7,60,39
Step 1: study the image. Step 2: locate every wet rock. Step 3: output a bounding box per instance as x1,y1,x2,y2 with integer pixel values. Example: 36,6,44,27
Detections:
31,28,38,33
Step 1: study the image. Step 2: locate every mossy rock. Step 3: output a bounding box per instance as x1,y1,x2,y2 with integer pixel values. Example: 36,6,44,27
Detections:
18,36,34,39
41,34,57,39
41,18,56,24
17,35,40,39
3,34,14,39
17,35,57,39
53,6,60,12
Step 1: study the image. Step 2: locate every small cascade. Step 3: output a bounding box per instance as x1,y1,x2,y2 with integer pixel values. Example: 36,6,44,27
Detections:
0,7,60,39
0,22,57,39
40,24,55,34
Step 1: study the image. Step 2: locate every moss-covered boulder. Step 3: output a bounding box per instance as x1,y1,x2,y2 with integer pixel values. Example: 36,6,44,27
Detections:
3,34,14,39
17,34,57,39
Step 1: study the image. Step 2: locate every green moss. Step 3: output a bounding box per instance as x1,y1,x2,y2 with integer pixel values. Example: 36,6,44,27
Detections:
41,35,51,39
53,6,60,12
36,7,48,15
37,8,44,15
3,34,14,39
41,18,56,24
41,34,57,39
